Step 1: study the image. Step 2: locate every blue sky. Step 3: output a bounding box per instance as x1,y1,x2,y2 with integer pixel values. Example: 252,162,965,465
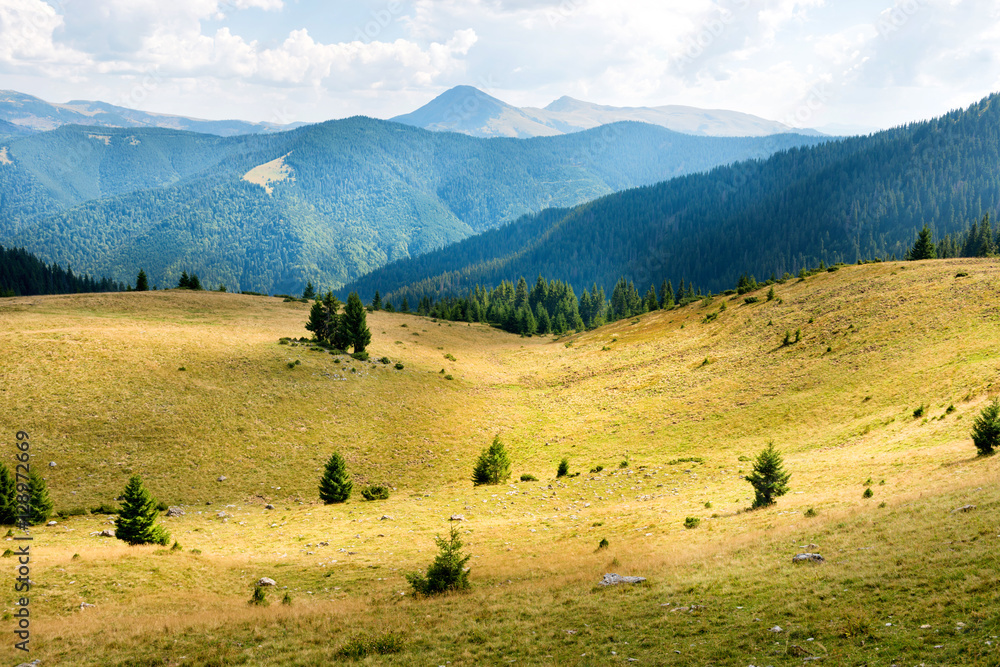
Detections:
1,0,998,132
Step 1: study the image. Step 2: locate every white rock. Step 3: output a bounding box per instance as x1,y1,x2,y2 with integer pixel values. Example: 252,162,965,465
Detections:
769,626,783,633
598,573,646,586
256,577,276,587
47,521,57,526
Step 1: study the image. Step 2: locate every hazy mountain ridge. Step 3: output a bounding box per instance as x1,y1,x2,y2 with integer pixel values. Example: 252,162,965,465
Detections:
0,90,305,137
392,85,825,138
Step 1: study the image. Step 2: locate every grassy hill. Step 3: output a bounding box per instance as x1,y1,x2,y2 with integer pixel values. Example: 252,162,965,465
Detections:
0,259,998,665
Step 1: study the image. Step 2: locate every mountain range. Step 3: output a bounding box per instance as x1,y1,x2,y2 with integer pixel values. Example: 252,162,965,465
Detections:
0,118,824,293
391,85,825,138
0,90,304,137
346,93,1000,301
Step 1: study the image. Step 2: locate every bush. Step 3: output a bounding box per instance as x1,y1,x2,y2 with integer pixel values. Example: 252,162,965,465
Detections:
444,353,456,361
394,362,404,370
90,503,117,515
335,632,405,659
556,458,569,478
472,436,511,486
597,537,609,550
519,474,537,482
804,507,817,517
863,487,873,499
319,452,352,504
971,397,1000,456
360,485,390,501
248,585,268,606
379,356,391,364
744,296,759,304
351,351,369,362
913,405,925,418
745,442,791,509
589,465,604,474
619,459,629,468
684,517,701,529
406,527,471,596
282,592,292,606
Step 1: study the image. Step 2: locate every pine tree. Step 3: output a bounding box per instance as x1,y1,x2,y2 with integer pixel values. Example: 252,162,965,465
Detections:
907,225,936,260
305,300,331,342
371,290,382,310
24,469,53,527
401,297,410,313
135,269,149,292
472,435,511,486
406,526,471,596
115,475,169,545
745,442,791,509
189,274,202,291
644,285,659,312
178,271,191,289
0,463,16,525
319,452,352,503
302,281,316,299
535,304,551,334
971,397,1000,456
339,292,372,353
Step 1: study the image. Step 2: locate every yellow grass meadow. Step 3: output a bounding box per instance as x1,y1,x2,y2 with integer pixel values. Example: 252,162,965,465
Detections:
0,258,997,665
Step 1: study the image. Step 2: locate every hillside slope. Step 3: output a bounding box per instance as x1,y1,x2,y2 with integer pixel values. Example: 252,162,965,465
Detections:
347,93,1000,300
0,259,997,665
0,119,825,293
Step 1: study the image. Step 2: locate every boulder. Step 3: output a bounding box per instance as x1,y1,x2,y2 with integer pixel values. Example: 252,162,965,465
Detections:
792,553,825,564
449,515,465,522
256,577,276,587
951,504,976,513
217,476,227,482
598,573,646,586
46,521,57,526
97,529,115,537
265,504,275,510
165,507,185,517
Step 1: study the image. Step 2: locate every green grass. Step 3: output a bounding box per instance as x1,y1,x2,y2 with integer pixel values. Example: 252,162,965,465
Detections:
0,260,998,665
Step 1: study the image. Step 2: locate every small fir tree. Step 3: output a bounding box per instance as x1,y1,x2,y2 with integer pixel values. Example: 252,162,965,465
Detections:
26,469,53,527
135,269,149,292
371,290,382,311
302,281,316,300
745,442,791,509
319,452,352,503
189,274,202,290
0,463,16,525
907,225,937,260
178,271,191,289
339,292,372,353
971,397,1000,456
305,300,331,342
406,526,471,596
472,435,512,486
115,475,169,544
556,458,569,478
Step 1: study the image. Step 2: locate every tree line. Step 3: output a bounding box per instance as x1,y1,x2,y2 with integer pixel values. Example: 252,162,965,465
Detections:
0,245,125,297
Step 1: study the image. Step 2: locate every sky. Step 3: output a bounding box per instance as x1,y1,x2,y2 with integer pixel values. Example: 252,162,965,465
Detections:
1,0,999,132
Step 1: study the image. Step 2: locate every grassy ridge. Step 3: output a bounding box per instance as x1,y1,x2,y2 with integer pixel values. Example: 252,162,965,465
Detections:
0,259,998,665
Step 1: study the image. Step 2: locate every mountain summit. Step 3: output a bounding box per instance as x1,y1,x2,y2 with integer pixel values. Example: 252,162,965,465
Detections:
393,86,823,138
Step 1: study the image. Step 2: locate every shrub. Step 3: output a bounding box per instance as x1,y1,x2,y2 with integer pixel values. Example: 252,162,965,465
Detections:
0,464,17,525
704,501,712,509
444,353,456,361
971,397,1000,456
115,475,169,545
472,436,511,486
782,330,792,346
597,538,609,550
863,487,874,499
804,507,817,517
351,351,369,362
248,585,268,606
744,296,759,304
519,474,537,482
319,452,352,504
684,517,701,529
379,356,391,364
619,460,629,468
170,541,182,551
589,465,604,474
90,503,117,515
913,405,925,418
556,458,569,478
156,501,168,512
335,632,405,659
444,374,454,381
394,362,404,370
406,527,471,596
745,442,791,509
360,485,390,501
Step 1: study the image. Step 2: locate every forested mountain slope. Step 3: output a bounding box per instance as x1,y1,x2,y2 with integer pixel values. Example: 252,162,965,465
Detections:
0,118,824,293
345,93,1000,299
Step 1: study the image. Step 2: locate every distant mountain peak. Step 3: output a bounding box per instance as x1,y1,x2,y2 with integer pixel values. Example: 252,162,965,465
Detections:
395,86,822,138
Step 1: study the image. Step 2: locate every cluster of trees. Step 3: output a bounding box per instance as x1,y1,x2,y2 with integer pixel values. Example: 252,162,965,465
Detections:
177,272,204,290
305,292,371,353
907,215,1000,260
0,463,52,527
0,245,125,297
364,274,705,336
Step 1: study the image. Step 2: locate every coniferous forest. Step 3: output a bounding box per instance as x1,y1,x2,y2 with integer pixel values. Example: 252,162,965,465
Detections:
0,245,124,297
344,94,1000,299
